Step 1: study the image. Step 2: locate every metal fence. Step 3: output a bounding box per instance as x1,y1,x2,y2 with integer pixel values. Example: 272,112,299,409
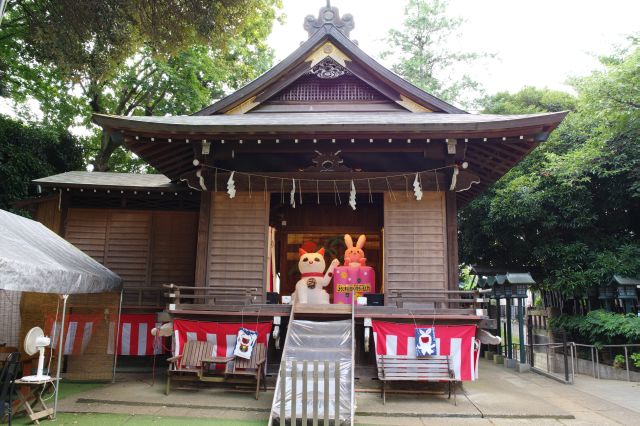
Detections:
572,343,640,382
502,331,640,384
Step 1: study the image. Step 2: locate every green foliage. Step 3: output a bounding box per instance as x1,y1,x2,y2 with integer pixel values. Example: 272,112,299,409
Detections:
631,353,640,368
383,0,490,107
481,86,576,115
613,354,626,368
550,310,640,346
458,265,476,290
0,0,281,171
459,38,640,296
0,115,84,211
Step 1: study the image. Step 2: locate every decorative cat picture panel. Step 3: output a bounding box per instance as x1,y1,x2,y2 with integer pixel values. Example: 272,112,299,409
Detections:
234,327,258,359
415,327,437,357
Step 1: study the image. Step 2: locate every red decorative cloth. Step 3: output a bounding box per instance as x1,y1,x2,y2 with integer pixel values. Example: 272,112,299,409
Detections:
372,321,479,381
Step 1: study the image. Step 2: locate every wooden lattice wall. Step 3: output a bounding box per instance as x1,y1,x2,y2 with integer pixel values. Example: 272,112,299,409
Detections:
383,192,448,302
64,208,198,307
207,193,269,303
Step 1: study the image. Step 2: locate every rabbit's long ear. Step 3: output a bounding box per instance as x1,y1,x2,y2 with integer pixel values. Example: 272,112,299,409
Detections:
356,234,366,249
344,234,353,248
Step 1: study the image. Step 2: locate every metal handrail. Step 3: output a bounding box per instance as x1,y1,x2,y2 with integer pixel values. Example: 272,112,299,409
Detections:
518,340,640,382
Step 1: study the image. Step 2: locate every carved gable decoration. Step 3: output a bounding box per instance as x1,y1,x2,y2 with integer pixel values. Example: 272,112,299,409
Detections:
310,57,350,79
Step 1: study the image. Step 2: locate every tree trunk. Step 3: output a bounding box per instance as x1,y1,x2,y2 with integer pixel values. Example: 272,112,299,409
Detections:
93,129,121,172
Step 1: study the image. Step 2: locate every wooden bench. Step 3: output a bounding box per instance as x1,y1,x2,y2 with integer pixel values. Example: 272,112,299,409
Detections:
200,342,267,400
377,354,457,405
166,340,213,395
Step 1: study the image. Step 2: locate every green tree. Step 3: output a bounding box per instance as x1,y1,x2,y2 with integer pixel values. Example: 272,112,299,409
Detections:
459,39,640,297
383,0,489,106
0,0,281,171
0,115,84,211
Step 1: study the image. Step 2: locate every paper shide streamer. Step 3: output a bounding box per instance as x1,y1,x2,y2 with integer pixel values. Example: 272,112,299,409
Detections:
349,180,357,210
413,172,423,201
227,171,236,199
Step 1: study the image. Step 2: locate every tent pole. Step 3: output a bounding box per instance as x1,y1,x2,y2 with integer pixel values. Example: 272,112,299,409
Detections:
112,289,123,383
53,294,69,419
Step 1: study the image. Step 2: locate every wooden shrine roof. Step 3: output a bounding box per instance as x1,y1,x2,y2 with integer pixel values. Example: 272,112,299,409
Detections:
94,111,566,136
84,4,569,207
33,171,185,192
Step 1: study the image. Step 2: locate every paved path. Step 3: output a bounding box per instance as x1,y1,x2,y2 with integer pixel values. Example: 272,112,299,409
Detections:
57,359,640,424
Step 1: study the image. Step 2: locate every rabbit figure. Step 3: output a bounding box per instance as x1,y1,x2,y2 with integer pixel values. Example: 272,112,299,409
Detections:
292,247,340,304
344,234,367,267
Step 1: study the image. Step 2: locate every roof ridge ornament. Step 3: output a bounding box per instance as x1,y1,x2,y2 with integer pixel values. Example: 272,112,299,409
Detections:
304,1,354,39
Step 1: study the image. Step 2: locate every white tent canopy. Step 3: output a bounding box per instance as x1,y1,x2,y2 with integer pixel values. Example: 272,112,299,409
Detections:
0,209,122,293
0,208,122,418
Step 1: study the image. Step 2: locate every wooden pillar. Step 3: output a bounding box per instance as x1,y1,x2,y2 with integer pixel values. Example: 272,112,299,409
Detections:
445,191,459,290
194,191,212,287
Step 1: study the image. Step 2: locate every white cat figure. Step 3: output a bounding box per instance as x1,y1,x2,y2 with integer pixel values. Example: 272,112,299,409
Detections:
292,247,340,304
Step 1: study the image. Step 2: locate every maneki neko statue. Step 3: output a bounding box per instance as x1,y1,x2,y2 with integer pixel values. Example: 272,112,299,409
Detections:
333,234,376,304
292,247,340,304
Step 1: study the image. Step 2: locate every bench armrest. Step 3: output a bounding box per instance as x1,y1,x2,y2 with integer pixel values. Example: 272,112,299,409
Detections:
167,355,181,363
202,356,234,363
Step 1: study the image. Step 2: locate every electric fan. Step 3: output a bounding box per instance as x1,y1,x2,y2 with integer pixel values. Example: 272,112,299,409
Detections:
21,326,52,382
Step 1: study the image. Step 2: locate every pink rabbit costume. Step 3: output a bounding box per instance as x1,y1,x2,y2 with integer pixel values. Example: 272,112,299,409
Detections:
344,234,366,267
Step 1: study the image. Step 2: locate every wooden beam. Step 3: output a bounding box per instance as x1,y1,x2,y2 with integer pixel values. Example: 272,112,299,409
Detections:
254,61,313,103
209,141,446,156
445,192,459,291
194,192,212,288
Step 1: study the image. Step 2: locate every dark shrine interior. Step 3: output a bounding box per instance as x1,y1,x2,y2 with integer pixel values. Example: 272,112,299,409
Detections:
270,193,384,296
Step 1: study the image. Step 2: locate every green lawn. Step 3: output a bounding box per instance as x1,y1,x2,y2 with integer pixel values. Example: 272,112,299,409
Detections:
55,381,106,401
10,381,266,425
12,412,265,425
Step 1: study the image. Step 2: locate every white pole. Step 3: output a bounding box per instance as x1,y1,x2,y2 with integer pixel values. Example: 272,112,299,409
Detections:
112,289,123,383
53,294,69,419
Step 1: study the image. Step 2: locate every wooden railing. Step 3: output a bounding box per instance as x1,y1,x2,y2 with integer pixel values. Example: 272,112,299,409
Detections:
527,309,550,330
385,288,485,313
122,286,165,308
163,283,261,306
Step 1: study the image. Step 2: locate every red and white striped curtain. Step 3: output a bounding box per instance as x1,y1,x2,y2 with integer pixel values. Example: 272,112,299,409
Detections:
47,314,101,356
108,314,167,356
173,319,271,358
372,321,480,381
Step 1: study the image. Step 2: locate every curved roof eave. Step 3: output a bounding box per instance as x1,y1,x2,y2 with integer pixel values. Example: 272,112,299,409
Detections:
93,111,568,136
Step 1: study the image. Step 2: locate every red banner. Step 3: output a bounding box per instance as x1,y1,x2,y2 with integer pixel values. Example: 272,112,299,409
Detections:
372,321,479,381
173,320,271,358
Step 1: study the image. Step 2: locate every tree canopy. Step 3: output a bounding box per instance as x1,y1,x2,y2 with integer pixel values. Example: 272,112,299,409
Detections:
383,0,489,107
0,0,281,171
0,115,84,211
459,39,640,296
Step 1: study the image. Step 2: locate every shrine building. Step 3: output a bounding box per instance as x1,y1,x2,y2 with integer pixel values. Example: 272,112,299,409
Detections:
19,2,566,384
